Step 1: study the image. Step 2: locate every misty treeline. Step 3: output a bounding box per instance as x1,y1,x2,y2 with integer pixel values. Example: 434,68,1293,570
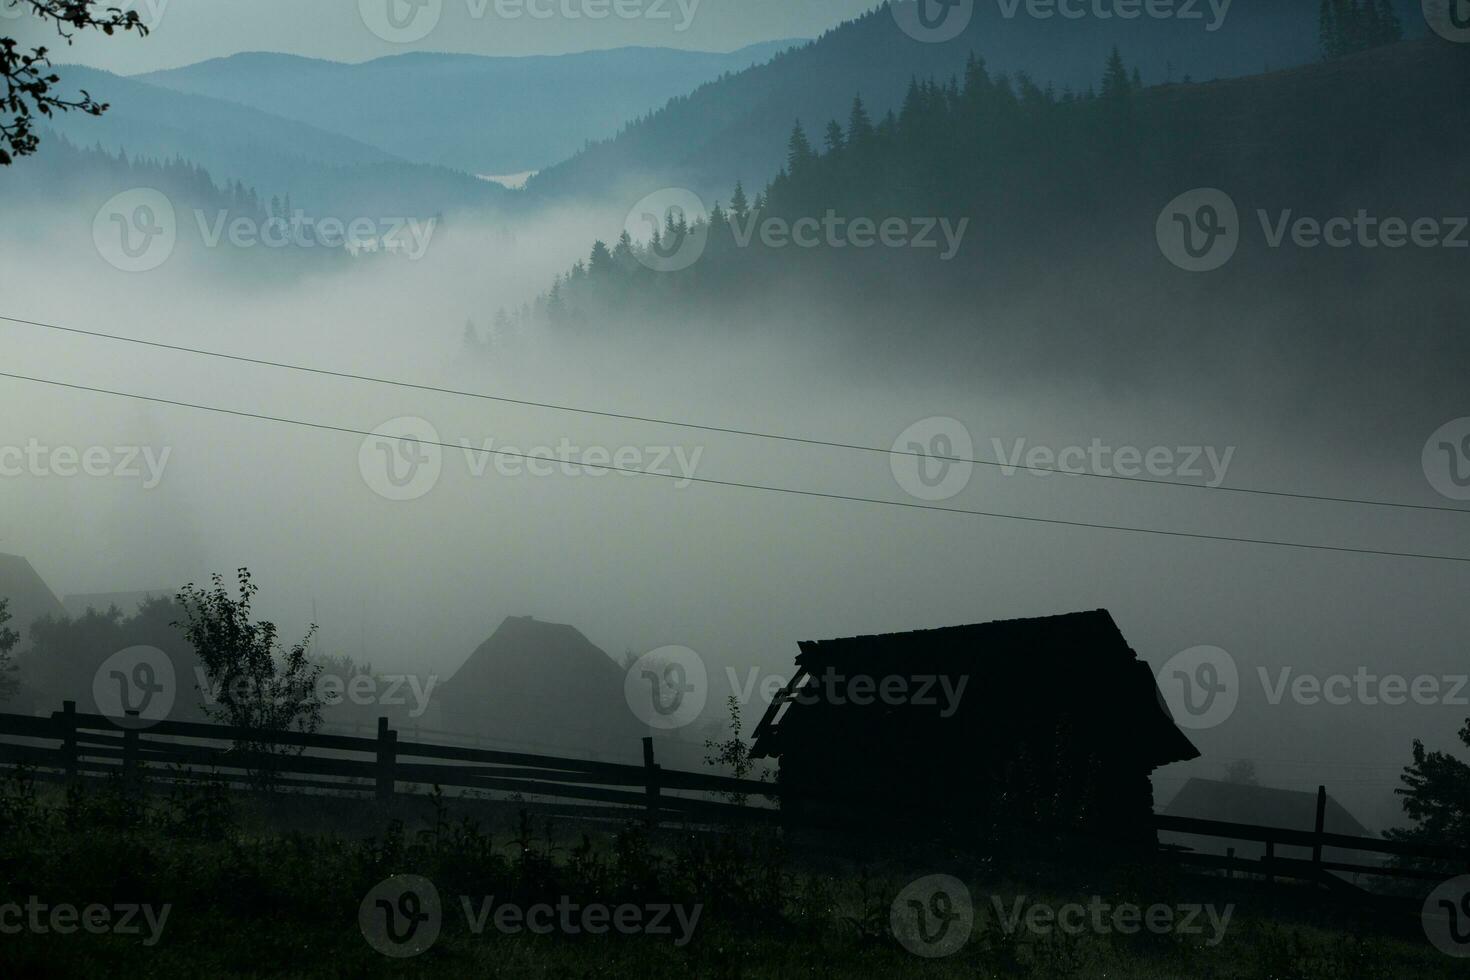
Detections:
496,47,1157,340
0,573,421,744
488,35,1469,417
0,132,265,217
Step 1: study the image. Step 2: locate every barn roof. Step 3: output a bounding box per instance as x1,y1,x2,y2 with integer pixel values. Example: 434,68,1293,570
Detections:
0,553,65,648
751,609,1199,768
1162,778,1370,837
437,615,644,754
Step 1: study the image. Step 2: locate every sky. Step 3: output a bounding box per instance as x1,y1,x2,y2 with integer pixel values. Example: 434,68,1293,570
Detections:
4,0,879,73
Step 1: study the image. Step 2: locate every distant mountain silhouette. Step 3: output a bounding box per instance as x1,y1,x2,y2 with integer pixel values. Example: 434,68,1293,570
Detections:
137,43,802,177
42,65,510,217
527,0,1422,201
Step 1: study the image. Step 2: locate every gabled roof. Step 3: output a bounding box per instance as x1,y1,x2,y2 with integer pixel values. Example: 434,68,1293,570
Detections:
752,609,1199,768
438,615,644,751
0,553,65,647
1162,778,1370,837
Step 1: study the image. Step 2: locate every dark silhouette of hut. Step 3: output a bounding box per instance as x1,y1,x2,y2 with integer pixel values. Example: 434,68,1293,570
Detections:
750,610,1199,843
436,615,646,761
1160,778,1376,872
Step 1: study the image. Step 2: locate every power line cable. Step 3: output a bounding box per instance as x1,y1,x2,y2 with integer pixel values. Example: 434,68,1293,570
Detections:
3,313,1463,516
3,369,1468,565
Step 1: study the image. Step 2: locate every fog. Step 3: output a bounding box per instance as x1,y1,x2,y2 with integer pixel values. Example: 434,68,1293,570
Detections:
2,173,1468,831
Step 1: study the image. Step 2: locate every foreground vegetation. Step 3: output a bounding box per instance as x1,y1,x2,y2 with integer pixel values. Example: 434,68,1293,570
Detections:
0,772,1459,979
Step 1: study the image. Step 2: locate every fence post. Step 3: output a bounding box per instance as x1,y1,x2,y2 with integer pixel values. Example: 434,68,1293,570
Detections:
60,700,78,782
376,717,397,802
642,736,661,828
1312,785,1327,872
122,709,140,789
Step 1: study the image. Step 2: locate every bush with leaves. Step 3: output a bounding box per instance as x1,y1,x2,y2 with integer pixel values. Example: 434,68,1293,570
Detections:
1387,717,1470,861
174,569,324,785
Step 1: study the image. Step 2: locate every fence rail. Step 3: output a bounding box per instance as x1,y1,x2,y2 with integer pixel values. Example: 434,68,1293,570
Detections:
0,705,1464,891
0,703,779,826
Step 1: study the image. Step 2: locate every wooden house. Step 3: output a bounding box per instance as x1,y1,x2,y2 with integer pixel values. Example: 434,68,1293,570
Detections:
750,610,1200,842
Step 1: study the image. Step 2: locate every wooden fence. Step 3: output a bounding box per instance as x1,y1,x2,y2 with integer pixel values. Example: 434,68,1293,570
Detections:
0,702,778,826
0,705,1464,891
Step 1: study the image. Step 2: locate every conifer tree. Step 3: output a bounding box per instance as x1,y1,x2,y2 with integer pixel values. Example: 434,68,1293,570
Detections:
823,119,845,155
786,121,816,175
847,96,875,148
729,181,750,222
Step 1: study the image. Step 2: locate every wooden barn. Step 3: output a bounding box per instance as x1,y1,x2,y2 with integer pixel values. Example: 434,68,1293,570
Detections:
750,610,1200,842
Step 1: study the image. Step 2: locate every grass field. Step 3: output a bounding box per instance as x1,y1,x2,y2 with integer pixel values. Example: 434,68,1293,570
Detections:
0,771,1460,979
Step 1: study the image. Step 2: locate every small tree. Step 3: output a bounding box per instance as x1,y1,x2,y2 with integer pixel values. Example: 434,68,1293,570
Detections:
0,598,19,703
703,695,761,807
175,569,324,786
